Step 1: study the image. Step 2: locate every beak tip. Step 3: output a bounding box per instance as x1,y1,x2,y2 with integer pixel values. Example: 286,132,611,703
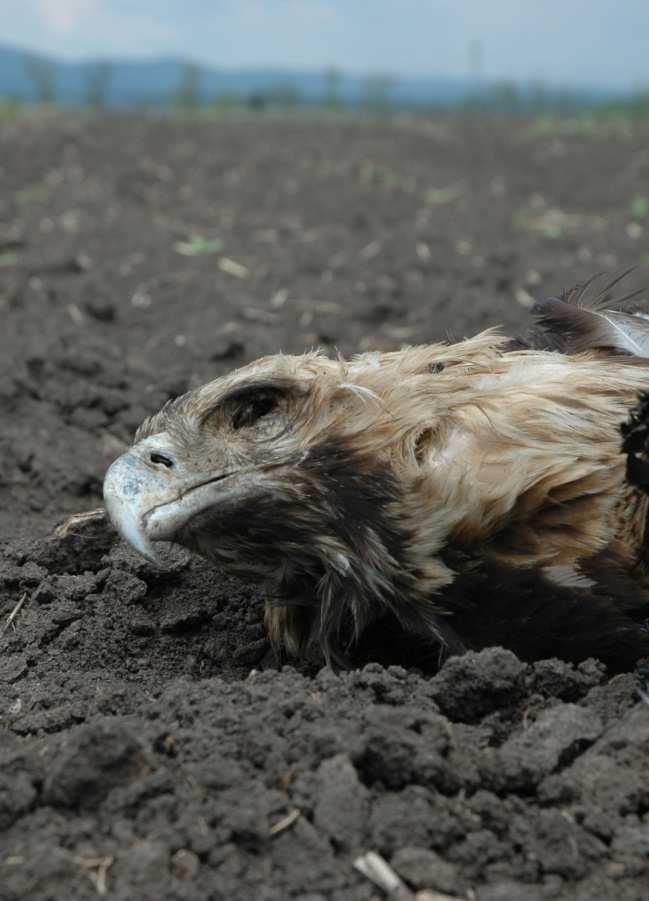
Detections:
103,453,162,565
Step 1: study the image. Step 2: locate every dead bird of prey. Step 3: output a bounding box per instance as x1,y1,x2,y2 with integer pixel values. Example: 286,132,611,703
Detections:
104,273,649,670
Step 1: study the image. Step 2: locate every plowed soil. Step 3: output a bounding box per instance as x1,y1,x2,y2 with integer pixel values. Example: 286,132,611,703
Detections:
2,113,649,901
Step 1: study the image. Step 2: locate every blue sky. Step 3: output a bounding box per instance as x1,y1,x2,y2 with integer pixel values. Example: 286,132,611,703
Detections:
2,0,649,89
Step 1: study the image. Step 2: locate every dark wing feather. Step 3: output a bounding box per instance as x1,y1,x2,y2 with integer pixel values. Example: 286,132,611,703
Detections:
510,269,649,356
442,556,649,672
533,297,649,356
560,268,646,311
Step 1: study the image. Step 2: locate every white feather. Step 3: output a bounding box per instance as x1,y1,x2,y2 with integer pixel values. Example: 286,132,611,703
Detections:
339,382,381,403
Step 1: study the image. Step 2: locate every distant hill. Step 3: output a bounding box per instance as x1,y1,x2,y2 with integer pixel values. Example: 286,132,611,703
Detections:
0,42,623,111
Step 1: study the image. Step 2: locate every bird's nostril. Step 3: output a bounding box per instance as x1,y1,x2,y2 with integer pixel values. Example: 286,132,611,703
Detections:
150,452,175,469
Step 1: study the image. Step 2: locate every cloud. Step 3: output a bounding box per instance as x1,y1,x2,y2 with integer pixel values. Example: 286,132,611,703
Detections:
32,0,104,35
3,0,178,58
287,0,337,24
231,0,337,27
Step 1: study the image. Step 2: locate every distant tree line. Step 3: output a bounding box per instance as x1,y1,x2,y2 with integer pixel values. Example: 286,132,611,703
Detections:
24,55,57,103
171,64,397,113
8,51,649,119
460,80,619,116
84,62,113,108
15,53,399,113
21,54,113,108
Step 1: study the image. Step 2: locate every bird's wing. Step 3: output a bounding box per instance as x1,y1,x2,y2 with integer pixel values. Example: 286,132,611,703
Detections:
442,553,649,671
513,270,649,356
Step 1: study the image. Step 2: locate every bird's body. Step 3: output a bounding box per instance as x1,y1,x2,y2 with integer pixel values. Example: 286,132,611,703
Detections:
103,275,649,670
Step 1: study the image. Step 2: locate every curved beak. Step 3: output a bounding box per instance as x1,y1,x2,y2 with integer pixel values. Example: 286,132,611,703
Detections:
103,437,172,563
103,433,221,564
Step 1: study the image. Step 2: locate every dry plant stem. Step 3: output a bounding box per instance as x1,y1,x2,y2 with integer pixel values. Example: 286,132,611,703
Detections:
353,852,415,899
55,507,106,537
74,856,114,896
0,592,27,641
269,808,301,836
354,853,466,901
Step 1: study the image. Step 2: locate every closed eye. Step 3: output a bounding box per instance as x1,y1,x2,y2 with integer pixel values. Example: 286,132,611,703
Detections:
232,389,281,430
199,377,304,436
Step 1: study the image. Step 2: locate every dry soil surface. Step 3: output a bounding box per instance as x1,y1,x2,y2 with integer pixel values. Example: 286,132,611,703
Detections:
2,113,649,900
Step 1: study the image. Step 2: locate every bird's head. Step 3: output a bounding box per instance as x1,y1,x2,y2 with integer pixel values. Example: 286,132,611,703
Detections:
105,352,335,568
103,340,497,659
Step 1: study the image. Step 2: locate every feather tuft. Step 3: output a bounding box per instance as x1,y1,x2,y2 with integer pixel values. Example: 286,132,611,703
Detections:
532,269,649,357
